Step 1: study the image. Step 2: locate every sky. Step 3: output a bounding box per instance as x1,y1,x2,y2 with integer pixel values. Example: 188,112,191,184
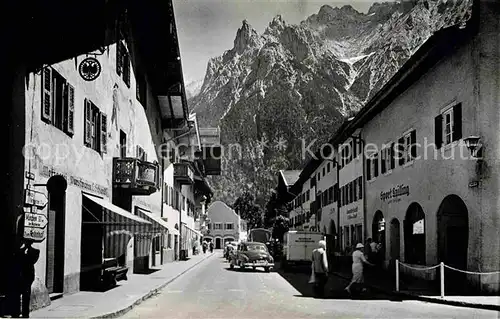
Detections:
173,0,379,85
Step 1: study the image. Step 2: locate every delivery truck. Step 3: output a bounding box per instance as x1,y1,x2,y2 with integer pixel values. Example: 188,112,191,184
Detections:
281,230,324,271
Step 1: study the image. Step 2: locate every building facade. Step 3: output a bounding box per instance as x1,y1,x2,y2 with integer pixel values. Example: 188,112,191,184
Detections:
203,201,246,249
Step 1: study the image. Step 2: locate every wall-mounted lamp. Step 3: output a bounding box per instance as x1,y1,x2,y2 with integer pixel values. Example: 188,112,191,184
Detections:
463,136,483,159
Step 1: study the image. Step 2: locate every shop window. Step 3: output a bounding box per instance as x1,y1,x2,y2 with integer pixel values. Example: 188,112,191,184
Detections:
84,99,107,154
41,67,75,136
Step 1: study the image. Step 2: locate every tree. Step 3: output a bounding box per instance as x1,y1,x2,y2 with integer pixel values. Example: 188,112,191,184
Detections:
272,215,289,242
264,191,288,228
232,192,263,230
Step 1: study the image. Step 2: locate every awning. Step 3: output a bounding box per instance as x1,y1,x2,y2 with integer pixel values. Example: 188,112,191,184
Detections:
181,222,201,237
136,208,171,233
83,194,151,225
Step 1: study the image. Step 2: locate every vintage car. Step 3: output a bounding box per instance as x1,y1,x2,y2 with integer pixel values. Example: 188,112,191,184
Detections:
229,241,274,272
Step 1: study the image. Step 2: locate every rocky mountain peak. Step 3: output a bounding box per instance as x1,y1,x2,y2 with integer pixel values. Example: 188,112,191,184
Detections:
233,19,261,54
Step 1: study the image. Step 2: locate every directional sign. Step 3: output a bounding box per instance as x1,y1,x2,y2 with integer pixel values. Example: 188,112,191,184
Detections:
25,213,48,229
23,227,46,242
24,188,48,209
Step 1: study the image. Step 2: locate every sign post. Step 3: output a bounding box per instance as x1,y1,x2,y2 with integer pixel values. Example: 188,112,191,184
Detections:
23,187,49,242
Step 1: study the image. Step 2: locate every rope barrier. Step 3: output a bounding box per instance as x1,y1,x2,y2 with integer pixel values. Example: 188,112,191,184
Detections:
444,264,500,275
398,262,440,271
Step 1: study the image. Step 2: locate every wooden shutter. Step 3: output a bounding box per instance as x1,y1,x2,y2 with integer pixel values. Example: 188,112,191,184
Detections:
453,103,462,141
366,158,371,180
353,181,357,201
374,153,379,177
390,142,395,170
435,114,443,149
84,99,92,146
398,137,405,165
381,148,386,174
100,113,107,154
66,84,75,135
358,176,363,200
41,67,53,123
410,130,417,160
116,41,123,76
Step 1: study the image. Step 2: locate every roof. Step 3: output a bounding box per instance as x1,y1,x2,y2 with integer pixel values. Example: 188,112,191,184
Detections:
279,170,302,187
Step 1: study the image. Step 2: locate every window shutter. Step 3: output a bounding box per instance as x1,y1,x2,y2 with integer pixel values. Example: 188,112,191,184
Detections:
84,99,92,146
100,113,107,154
390,142,395,170
435,114,443,149
353,182,357,201
41,67,53,123
381,149,386,174
366,158,371,180
374,154,379,177
398,137,405,165
358,176,363,200
116,42,123,76
66,84,75,135
410,130,417,160
453,103,462,141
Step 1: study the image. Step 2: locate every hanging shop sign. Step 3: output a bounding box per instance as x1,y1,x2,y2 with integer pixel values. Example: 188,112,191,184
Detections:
380,184,410,204
79,57,101,81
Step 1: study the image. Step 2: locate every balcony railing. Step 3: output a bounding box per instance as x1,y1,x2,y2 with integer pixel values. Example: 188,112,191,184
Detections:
173,162,194,185
113,157,159,195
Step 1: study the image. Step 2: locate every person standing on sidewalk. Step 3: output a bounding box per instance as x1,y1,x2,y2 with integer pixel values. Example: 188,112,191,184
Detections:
19,239,40,318
345,243,374,296
209,241,214,253
311,240,329,298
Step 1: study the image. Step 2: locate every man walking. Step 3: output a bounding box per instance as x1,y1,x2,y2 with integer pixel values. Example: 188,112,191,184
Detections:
311,240,329,298
19,239,40,318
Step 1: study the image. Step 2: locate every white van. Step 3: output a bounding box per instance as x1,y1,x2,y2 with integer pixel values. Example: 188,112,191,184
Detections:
281,230,324,270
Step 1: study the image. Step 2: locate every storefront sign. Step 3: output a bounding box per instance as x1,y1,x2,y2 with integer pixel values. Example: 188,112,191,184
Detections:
39,165,108,197
380,184,410,203
347,207,358,219
24,227,46,242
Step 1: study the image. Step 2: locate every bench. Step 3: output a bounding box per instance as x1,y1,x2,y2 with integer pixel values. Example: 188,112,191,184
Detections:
101,258,128,290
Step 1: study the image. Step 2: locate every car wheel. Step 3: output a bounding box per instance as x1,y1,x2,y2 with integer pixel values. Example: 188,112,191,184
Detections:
264,267,270,272
252,266,256,270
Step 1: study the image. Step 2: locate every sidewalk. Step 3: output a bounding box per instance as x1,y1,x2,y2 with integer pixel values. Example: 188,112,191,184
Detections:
31,252,215,319
331,267,500,311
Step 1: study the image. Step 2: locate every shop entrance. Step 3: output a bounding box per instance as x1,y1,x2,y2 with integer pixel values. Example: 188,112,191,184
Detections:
404,203,426,265
325,220,336,266
46,175,67,294
437,195,469,293
215,238,222,249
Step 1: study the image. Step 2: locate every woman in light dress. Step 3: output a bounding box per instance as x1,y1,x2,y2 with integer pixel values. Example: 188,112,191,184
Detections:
345,243,374,295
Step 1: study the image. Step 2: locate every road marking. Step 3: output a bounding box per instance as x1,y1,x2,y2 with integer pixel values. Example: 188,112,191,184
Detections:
228,289,244,292
165,290,183,293
199,289,215,293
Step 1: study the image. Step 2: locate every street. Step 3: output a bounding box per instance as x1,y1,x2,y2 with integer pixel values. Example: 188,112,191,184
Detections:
120,252,498,319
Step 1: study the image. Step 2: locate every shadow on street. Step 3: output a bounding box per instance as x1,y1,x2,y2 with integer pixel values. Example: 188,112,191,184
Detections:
275,261,406,301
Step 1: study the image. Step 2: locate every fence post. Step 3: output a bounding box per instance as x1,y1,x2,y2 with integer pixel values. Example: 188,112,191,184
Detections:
395,259,399,292
440,262,445,298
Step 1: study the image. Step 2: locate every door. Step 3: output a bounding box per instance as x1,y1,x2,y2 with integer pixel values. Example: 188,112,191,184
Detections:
46,178,66,294
390,219,400,269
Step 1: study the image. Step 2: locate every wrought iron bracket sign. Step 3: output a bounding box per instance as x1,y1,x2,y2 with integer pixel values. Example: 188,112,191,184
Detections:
79,57,101,81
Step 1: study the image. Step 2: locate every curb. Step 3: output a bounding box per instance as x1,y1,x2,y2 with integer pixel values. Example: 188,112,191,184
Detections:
91,253,215,319
331,272,500,312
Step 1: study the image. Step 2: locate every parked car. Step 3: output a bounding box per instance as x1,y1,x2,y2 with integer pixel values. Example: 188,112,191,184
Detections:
281,231,324,271
229,242,274,272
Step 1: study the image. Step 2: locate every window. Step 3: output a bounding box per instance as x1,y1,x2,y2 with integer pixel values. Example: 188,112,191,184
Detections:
328,187,334,205
435,103,462,148
358,177,363,200
153,236,160,253
306,190,310,201
120,130,127,158
167,234,172,248
84,99,107,154
136,145,146,161
399,130,417,165
310,177,316,188
353,181,357,202
317,172,320,181
327,163,330,173
41,67,75,136
322,167,325,176
207,223,212,230
381,144,393,174
214,223,222,230
225,223,234,230
368,153,378,180
116,41,130,87
334,183,339,202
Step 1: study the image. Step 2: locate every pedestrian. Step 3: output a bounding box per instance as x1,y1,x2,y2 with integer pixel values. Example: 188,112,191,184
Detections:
202,241,208,254
209,241,214,253
345,243,374,296
310,240,329,298
19,239,40,318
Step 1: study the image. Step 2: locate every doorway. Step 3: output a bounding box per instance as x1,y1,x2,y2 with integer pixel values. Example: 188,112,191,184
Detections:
215,238,222,249
437,195,469,293
372,211,386,260
404,203,426,265
46,175,67,294
326,220,336,269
